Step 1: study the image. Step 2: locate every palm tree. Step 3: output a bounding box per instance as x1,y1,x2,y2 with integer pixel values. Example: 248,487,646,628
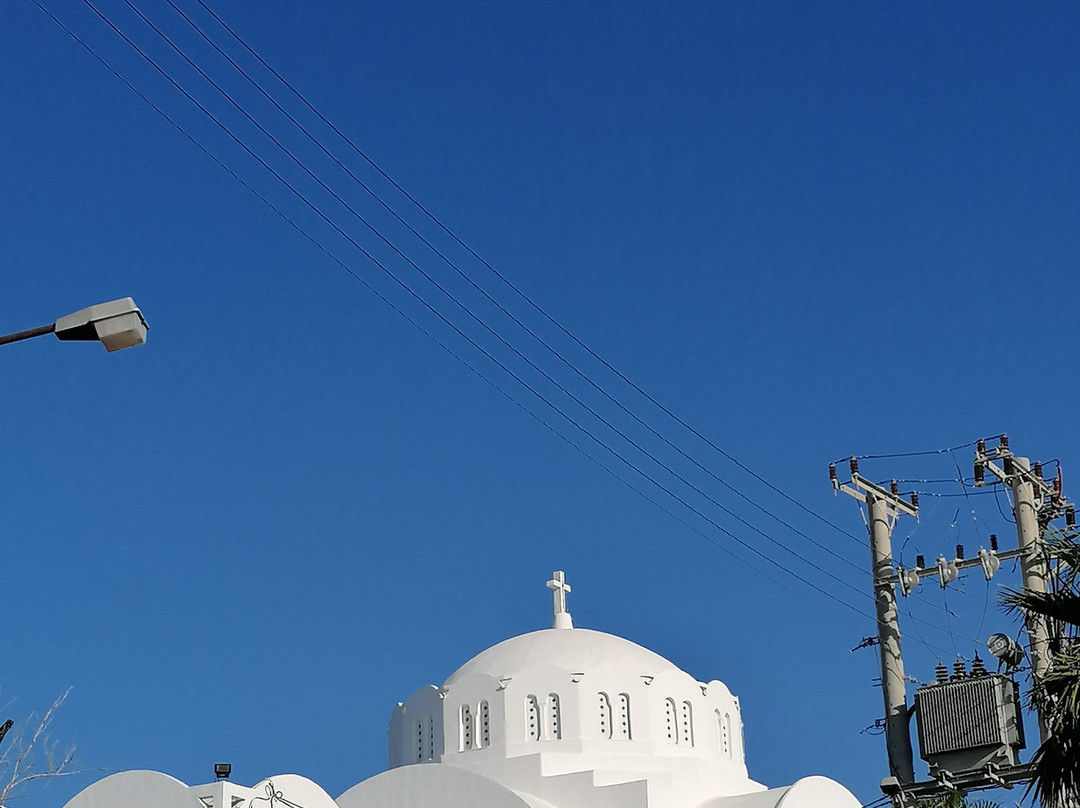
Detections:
1002,531,1080,808
916,795,1000,808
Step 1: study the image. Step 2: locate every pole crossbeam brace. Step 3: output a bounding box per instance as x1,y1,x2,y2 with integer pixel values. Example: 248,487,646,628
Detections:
834,472,920,520
975,440,1060,500
889,547,1026,587
882,763,1034,808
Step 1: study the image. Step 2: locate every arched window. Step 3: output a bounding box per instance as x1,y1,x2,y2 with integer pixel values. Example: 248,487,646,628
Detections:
526,695,541,741
722,711,732,757
548,693,562,740
480,700,490,748
617,693,632,740
598,692,612,738
680,700,694,746
460,704,473,751
457,708,475,751
664,698,678,744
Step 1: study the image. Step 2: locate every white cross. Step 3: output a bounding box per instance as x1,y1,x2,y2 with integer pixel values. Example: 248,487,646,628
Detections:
547,570,571,616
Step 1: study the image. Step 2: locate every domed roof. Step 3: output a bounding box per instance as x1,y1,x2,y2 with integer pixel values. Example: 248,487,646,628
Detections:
389,572,754,792
443,627,680,687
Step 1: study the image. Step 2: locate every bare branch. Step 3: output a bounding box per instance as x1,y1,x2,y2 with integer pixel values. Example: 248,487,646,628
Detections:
0,688,90,805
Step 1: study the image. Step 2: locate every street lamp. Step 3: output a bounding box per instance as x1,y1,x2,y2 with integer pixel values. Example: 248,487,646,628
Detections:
0,298,148,352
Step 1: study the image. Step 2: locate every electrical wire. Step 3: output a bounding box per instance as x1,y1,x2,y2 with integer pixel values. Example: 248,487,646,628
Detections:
895,477,973,485
995,485,1017,525
854,473,992,651
910,489,996,499
947,449,988,545
894,516,958,658
34,1,1035,756
974,576,991,657
899,595,953,660
26,0,878,634
941,586,960,658
49,0,882,625
946,447,996,642
842,440,980,461
92,0,874,602
42,0,999,654
849,451,1019,656
183,0,869,551
157,0,870,577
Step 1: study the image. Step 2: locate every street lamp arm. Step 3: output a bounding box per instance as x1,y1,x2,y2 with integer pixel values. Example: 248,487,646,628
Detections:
0,323,56,347
0,298,147,352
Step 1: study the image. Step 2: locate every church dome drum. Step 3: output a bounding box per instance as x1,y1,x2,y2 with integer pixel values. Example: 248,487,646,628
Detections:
388,572,759,808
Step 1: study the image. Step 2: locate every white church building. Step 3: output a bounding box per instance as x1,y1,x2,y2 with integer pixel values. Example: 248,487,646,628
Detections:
63,572,859,808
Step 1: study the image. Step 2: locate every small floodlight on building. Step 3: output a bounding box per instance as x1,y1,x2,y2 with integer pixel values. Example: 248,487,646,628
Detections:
214,763,232,780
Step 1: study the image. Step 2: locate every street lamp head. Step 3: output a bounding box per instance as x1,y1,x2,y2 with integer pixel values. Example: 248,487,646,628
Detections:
53,297,148,352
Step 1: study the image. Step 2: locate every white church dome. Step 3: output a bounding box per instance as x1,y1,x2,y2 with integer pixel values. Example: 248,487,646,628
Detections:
443,627,679,688
61,570,860,808
388,571,761,808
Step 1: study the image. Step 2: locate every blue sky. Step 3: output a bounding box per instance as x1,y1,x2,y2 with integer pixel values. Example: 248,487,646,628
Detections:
3,2,1079,805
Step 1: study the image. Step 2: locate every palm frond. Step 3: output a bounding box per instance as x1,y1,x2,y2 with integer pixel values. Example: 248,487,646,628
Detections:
999,535,1080,808
1043,532,1080,585
1027,721,1080,808
1000,587,1080,629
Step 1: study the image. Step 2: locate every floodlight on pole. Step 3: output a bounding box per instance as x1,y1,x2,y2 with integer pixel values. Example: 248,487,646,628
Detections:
0,298,148,352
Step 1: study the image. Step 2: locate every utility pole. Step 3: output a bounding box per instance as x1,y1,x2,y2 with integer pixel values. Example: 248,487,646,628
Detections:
974,436,1056,743
832,459,919,785
833,436,1072,807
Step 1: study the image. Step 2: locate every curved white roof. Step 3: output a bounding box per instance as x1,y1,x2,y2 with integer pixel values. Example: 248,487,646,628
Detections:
443,627,680,687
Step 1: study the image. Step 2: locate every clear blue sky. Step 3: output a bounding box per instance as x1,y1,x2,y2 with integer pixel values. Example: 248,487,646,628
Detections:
3,2,1078,805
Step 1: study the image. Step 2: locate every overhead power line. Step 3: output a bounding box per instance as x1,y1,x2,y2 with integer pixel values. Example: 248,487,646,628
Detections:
180,0,871,553
108,0,870,600
158,0,866,580
27,0,870,631
152,0,870,573
842,440,981,461
32,0,988,645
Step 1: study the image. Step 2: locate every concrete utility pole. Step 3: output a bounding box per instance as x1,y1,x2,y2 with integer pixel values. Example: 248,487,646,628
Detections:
832,460,919,785
834,436,1072,807
975,437,1055,743
1010,458,1051,684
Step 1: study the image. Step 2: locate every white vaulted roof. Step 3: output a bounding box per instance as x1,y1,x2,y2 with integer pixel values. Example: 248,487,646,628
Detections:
443,627,680,687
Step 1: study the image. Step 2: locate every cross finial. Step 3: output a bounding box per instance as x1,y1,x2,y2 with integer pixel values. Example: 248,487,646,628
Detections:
546,570,573,629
